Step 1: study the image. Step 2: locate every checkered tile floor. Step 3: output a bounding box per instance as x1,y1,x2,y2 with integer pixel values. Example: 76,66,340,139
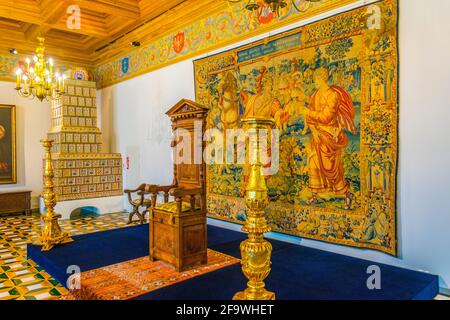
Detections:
0,212,135,300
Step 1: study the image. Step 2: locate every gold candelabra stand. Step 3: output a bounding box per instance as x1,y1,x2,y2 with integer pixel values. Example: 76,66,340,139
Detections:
233,117,275,300
35,140,73,251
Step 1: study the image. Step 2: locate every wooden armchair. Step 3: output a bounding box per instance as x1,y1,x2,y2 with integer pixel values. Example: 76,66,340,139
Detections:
148,99,209,272
124,183,155,224
148,178,207,273
147,185,203,221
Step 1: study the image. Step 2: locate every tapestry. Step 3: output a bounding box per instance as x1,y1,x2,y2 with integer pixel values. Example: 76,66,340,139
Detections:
58,250,239,300
194,0,398,255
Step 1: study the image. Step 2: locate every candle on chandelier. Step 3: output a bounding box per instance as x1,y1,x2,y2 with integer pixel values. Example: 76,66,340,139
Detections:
48,58,54,75
26,58,31,73
15,69,22,89
30,68,35,87
46,77,51,92
22,75,28,93
62,74,66,92
55,72,60,91
45,70,50,89
33,56,38,73
57,76,62,92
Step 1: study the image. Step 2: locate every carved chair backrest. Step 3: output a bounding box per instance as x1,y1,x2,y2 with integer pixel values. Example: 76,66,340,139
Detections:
125,183,150,207
166,99,209,209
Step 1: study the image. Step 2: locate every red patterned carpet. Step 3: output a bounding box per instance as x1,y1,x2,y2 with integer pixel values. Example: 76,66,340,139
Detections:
58,250,239,300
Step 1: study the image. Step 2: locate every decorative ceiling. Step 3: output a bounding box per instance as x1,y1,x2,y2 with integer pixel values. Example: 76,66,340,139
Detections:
0,0,224,66
0,0,359,87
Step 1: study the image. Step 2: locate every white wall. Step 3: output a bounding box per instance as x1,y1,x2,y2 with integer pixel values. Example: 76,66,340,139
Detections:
97,0,450,290
397,0,450,291
98,60,196,191
0,81,51,208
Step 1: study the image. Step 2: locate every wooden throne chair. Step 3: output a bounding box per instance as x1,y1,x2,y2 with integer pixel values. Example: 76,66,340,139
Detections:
148,99,209,272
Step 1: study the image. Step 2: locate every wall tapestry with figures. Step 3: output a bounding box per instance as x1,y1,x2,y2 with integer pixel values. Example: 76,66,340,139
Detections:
194,0,398,255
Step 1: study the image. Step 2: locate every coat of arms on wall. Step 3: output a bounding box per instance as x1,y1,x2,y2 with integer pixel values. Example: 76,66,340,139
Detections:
194,0,399,255
0,105,16,185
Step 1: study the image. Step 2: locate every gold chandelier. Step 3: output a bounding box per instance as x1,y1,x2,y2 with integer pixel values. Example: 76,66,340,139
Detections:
227,0,321,16
15,37,66,102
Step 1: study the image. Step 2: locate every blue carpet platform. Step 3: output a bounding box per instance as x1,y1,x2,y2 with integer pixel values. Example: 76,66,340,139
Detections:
27,224,439,300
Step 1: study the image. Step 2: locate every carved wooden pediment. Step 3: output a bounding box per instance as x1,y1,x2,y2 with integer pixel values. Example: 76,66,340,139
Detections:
166,99,209,120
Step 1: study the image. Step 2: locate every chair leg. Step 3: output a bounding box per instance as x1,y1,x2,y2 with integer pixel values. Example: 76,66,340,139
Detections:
140,209,149,224
135,210,143,224
128,206,139,224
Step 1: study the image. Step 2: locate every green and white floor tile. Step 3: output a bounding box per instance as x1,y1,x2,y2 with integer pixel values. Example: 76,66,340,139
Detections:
0,212,136,300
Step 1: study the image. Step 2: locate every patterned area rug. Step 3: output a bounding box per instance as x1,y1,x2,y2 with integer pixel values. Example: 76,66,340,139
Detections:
59,249,239,300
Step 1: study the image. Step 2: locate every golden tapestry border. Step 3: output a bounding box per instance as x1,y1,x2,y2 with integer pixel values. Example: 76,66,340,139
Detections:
94,0,358,89
0,1,359,88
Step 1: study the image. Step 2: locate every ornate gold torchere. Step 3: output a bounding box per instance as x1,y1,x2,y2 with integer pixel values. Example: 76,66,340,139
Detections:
233,117,275,300
35,140,73,251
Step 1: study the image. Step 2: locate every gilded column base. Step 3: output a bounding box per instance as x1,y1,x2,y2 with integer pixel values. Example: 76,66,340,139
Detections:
34,212,73,251
233,290,275,301
35,234,73,252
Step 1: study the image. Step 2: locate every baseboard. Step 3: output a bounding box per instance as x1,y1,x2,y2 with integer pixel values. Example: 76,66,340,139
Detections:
439,287,450,297
39,195,125,220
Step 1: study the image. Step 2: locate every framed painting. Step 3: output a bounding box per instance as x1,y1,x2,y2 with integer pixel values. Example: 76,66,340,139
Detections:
0,105,16,185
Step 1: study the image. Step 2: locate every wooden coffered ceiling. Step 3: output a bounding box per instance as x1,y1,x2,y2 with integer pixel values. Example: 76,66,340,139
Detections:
0,0,226,66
